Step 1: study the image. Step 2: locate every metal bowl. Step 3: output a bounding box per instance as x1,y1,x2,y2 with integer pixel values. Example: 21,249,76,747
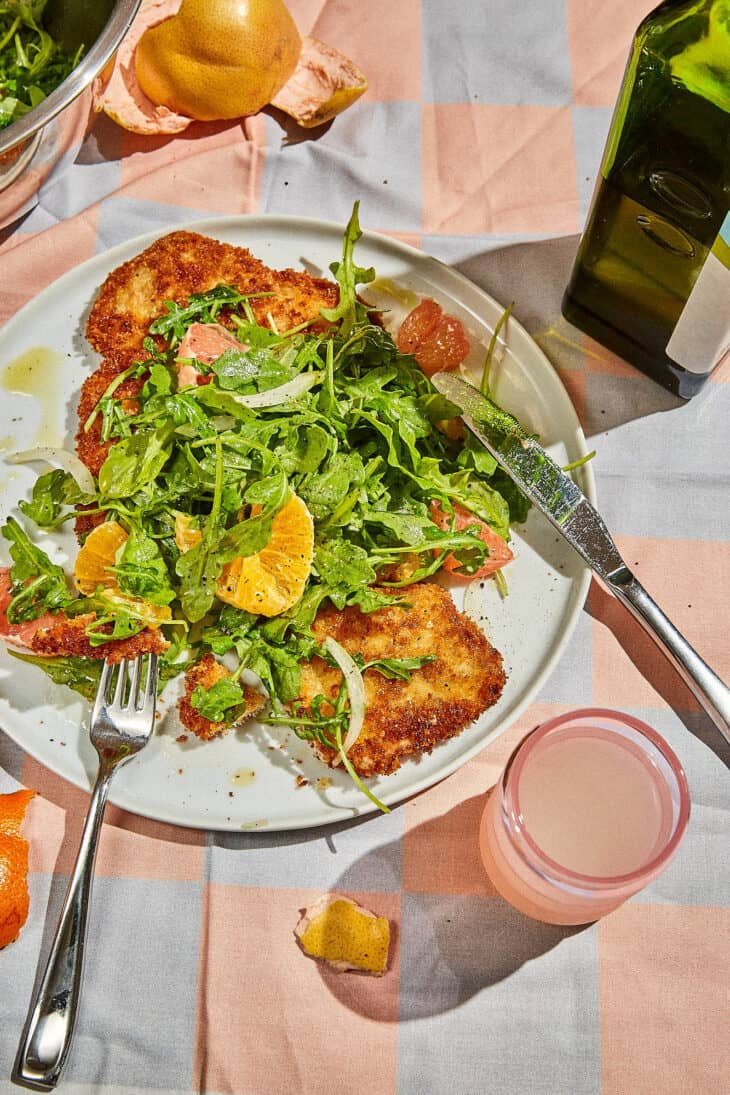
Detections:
0,0,141,228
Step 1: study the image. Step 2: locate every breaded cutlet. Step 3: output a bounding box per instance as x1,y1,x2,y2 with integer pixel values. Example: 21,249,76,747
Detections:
296,582,506,777
29,614,168,662
178,653,267,740
75,229,340,525
85,230,339,366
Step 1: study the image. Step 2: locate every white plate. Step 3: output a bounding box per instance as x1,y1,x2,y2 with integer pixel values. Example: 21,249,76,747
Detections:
0,215,594,831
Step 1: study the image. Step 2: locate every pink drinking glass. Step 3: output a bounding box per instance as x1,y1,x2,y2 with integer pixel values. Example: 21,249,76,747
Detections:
479,708,691,925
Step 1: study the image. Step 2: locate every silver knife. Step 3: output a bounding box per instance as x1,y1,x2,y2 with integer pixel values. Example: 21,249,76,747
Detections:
431,371,730,746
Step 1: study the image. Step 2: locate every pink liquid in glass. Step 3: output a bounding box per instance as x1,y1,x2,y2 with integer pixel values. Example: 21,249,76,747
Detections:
479,709,690,925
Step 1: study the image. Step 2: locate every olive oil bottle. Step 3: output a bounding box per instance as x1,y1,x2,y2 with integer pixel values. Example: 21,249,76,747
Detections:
562,0,730,398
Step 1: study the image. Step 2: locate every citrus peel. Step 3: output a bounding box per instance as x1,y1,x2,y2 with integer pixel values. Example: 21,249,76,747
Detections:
295,893,390,975
135,0,302,121
270,37,368,128
95,2,366,134
0,789,36,949
93,0,193,135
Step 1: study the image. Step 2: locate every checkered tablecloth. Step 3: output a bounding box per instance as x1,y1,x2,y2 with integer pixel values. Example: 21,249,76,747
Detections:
1,1,728,1092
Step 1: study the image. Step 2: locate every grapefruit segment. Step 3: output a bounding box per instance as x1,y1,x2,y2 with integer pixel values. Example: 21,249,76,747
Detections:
430,501,513,579
397,299,471,376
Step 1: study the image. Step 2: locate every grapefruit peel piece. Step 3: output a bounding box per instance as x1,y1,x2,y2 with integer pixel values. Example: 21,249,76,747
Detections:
271,37,368,129
294,893,390,975
97,5,366,136
93,0,193,135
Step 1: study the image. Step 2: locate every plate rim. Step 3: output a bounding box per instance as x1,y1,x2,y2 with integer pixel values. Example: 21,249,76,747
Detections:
0,213,595,831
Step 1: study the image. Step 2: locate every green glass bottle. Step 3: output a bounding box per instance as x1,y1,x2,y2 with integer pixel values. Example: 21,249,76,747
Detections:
562,0,730,398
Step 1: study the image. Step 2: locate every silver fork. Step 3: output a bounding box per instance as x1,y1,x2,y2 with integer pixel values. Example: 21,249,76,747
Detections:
13,652,159,1092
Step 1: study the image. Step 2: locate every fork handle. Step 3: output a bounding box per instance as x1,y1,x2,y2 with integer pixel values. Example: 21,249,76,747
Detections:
13,763,114,1091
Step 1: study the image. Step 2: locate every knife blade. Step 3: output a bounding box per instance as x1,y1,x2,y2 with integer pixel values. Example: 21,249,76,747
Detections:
431,371,730,746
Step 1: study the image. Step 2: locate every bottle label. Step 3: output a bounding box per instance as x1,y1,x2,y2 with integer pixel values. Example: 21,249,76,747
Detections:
665,213,730,375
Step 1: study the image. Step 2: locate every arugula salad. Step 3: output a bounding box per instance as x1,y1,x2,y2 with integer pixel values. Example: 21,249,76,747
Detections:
0,1,83,131
1,205,529,805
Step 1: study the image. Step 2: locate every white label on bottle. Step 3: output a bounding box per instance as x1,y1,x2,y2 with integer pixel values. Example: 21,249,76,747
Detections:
665,212,730,375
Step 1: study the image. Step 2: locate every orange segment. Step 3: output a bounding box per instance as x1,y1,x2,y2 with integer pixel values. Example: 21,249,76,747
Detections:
74,521,128,594
0,789,35,949
174,512,202,554
217,494,314,617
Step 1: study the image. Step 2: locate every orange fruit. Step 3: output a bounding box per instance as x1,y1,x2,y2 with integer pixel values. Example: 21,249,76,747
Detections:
218,493,314,616
74,520,128,594
135,0,302,122
430,501,513,579
74,522,171,627
174,512,202,554
0,789,35,949
396,299,471,376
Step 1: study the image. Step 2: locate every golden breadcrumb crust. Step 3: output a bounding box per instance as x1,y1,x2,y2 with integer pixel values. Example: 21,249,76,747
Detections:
30,614,168,662
296,582,506,776
75,230,339,530
178,652,266,740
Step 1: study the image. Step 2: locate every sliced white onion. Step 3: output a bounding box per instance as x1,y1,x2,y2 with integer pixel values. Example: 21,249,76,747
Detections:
230,370,322,409
9,447,95,495
325,635,366,759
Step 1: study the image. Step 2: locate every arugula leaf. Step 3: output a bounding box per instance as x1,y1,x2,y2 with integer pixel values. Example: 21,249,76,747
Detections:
361,654,436,680
215,510,274,566
299,451,365,520
175,438,226,622
314,538,375,608
19,469,92,528
210,347,295,393
148,285,266,346
1,516,72,623
320,202,375,332
242,638,303,704
114,526,176,606
191,677,245,722
9,652,102,702
98,423,174,499
202,604,257,655
175,536,221,624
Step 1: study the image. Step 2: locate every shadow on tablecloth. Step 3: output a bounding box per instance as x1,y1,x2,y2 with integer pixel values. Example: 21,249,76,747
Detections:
315,793,588,1022
455,235,688,438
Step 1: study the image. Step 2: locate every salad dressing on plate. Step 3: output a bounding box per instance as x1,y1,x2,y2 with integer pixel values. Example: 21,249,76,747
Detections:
1,347,66,447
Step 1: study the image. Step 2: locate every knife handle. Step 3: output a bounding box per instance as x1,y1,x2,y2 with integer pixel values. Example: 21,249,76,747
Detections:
607,567,730,747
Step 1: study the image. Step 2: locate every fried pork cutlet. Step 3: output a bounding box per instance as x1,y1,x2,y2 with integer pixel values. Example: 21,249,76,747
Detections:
296,582,506,777
85,229,339,364
178,652,267,741
75,230,340,509
29,614,168,662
